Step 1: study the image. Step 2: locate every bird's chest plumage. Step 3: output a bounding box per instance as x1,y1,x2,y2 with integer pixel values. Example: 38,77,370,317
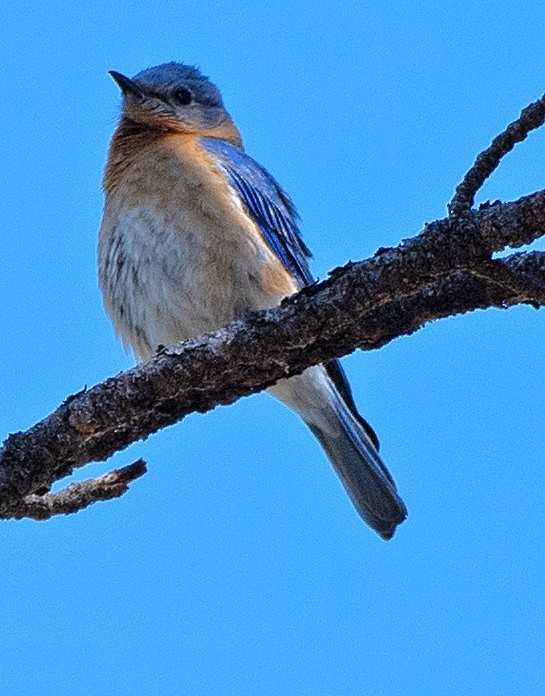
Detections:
98,136,296,359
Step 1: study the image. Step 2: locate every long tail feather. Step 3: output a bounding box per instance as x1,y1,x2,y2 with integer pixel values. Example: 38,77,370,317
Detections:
268,365,407,539
308,388,407,539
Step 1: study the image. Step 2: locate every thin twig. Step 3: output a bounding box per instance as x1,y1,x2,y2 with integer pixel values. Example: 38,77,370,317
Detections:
9,460,147,520
448,94,545,217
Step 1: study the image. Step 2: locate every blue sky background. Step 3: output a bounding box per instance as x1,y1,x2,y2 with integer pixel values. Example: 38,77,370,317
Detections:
1,2,545,694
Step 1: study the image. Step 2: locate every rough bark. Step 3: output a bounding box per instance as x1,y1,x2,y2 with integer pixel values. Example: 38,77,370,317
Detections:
2,96,544,520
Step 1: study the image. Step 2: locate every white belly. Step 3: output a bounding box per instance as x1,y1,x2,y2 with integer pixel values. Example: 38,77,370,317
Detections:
98,202,295,359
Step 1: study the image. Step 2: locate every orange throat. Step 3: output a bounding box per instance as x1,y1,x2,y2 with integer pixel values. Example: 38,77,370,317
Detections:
103,116,243,195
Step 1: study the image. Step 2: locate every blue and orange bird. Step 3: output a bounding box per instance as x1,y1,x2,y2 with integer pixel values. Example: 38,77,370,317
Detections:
98,63,407,539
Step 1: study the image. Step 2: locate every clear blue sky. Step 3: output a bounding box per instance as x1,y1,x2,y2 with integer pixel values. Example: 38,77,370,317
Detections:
1,2,544,694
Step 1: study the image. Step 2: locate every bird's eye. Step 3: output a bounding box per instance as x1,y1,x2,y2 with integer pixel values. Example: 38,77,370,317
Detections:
172,88,192,106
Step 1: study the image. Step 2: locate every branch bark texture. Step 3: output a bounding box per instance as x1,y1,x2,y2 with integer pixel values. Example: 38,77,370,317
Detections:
2,96,545,520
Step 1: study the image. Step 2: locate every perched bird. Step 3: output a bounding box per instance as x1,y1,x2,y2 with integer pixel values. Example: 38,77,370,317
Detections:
98,62,407,539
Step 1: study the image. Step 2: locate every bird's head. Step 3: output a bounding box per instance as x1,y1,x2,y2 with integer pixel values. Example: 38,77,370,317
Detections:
109,63,242,145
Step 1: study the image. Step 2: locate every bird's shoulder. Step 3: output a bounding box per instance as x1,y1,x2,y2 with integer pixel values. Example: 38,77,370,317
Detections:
199,137,314,288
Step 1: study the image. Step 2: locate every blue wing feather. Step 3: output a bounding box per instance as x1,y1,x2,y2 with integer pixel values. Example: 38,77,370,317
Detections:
200,137,381,451
200,137,314,287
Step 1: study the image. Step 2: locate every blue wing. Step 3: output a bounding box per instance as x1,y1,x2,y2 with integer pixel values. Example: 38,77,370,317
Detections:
200,137,381,450
200,137,314,288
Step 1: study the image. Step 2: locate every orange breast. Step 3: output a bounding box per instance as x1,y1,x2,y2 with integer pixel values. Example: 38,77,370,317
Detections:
99,128,298,359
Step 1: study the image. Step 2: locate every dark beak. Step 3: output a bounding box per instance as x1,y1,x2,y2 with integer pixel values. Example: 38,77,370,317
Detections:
109,71,144,99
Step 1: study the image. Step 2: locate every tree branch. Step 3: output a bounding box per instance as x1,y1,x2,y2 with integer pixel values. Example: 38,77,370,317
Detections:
2,98,545,521
448,95,545,216
12,460,147,520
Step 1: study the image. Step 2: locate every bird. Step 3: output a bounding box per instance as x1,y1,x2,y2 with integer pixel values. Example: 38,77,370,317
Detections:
98,62,407,539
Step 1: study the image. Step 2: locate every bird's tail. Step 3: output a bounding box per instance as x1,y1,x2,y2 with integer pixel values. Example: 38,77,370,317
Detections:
268,365,407,539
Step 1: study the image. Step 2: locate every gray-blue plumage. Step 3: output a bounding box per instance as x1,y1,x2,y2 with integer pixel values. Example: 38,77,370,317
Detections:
199,138,407,534
200,137,314,288
133,63,225,108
